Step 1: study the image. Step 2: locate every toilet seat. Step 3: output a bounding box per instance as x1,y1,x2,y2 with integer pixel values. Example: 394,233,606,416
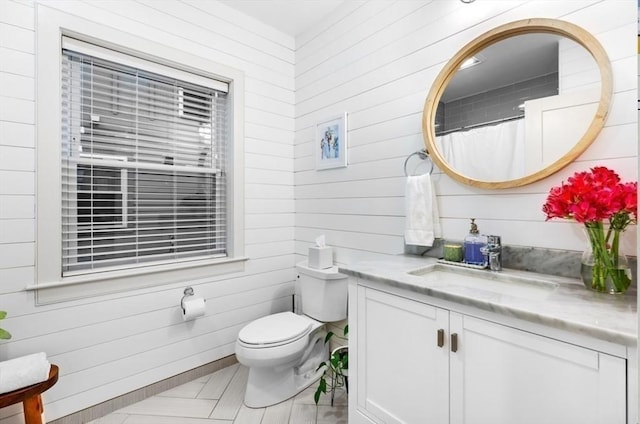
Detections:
238,312,312,348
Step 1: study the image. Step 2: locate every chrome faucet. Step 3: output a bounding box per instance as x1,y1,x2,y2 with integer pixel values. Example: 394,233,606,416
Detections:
480,235,502,271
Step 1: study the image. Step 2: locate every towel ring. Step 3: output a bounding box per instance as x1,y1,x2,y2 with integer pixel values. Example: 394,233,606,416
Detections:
403,150,433,176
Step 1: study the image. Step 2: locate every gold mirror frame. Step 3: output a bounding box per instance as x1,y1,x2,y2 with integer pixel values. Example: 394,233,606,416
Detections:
422,18,612,189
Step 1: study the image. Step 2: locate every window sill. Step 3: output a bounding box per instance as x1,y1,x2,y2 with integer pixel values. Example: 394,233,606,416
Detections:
28,256,249,304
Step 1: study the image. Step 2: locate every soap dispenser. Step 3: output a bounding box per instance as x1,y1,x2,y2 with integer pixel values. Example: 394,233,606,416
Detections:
464,218,487,266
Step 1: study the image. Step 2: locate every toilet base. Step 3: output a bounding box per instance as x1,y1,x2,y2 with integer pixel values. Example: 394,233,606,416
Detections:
243,330,328,408
244,361,325,408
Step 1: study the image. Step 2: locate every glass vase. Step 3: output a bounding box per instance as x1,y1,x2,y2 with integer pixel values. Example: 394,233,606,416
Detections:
580,228,632,294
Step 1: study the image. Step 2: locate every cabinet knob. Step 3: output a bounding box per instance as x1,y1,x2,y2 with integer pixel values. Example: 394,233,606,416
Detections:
437,329,444,347
451,333,458,352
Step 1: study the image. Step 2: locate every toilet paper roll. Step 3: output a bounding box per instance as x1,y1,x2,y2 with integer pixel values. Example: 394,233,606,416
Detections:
182,297,206,321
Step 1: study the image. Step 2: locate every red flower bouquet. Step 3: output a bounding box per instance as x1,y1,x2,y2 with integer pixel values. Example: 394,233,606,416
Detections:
542,167,637,293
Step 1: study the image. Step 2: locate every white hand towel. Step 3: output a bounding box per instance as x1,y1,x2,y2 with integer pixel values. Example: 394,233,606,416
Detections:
0,352,51,394
405,173,442,246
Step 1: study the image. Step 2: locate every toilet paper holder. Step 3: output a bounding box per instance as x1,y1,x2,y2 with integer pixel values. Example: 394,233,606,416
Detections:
181,287,197,312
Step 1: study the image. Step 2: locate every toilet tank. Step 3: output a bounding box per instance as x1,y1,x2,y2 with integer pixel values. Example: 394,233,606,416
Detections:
296,261,348,322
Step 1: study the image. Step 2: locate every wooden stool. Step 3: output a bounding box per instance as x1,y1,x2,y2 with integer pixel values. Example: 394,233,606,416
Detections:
0,365,59,424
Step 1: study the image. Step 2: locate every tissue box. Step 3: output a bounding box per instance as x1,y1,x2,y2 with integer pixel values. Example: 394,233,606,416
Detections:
308,246,333,269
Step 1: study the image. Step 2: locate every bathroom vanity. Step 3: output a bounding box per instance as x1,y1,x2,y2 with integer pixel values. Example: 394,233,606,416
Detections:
341,256,637,424
342,13,634,422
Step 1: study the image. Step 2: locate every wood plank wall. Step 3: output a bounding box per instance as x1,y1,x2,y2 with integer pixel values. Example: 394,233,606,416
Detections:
0,0,636,422
294,0,637,267
0,0,295,421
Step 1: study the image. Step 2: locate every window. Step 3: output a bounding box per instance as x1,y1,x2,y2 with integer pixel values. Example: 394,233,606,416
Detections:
34,8,245,303
60,39,230,276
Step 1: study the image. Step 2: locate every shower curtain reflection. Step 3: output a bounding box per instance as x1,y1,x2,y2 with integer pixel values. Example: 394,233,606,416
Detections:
435,119,526,182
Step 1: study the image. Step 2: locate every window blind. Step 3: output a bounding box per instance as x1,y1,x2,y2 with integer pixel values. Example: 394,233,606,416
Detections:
61,42,228,276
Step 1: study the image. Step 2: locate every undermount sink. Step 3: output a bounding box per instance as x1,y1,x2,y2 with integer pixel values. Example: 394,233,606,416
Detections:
408,263,559,300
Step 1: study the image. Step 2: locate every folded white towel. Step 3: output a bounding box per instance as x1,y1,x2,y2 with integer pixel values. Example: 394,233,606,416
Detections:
405,173,442,246
0,352,51,394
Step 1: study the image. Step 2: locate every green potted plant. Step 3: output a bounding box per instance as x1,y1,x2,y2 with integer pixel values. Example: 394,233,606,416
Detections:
0,311,11,340
314,324,348,406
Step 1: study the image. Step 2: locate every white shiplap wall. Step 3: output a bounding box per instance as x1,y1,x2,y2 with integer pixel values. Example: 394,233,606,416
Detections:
294,0,638,266
0,0,295,422
0,0,636,421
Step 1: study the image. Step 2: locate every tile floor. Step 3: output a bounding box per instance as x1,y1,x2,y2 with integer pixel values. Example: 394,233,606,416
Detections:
88,363,348,424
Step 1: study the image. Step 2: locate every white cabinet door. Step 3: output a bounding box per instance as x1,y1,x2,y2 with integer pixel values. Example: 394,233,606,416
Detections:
357,287,450,424
449,313,626,424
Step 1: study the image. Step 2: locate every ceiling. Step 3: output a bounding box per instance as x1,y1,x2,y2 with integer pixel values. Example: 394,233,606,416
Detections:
219,0,348,37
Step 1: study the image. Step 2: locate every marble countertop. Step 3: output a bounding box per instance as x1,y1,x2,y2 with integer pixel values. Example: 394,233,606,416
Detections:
339,255,637,347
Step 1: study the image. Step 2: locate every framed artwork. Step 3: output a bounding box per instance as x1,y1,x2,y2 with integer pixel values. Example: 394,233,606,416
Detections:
315,113,347,170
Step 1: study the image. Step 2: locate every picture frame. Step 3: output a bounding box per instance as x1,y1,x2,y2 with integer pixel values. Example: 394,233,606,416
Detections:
315,113,347,170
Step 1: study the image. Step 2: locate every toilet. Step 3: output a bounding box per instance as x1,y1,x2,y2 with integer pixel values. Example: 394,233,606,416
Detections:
235,261,348,408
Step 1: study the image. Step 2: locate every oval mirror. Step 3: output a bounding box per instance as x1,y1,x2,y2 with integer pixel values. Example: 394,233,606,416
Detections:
422,18,612,189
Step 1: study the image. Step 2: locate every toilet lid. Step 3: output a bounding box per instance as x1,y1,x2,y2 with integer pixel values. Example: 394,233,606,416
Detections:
238,312,312,346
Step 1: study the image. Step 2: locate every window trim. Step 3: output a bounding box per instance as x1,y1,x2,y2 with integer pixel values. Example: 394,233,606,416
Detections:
34,5,246,304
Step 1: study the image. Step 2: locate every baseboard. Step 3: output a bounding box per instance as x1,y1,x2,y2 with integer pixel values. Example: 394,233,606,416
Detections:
49,354,238,424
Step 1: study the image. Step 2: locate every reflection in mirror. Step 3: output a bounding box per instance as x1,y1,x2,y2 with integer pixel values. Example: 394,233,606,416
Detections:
434,33,601,182
422,18,612,189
